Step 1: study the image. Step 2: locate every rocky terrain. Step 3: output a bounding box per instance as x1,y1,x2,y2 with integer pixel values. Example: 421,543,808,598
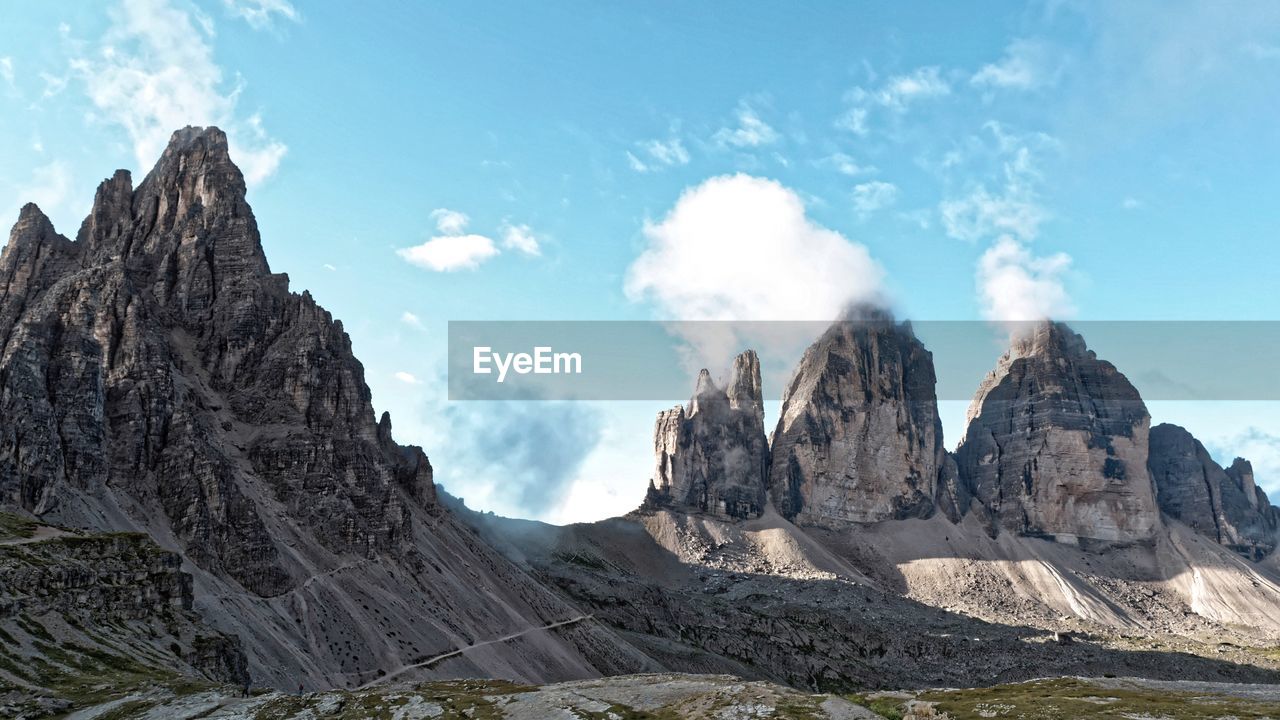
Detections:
769,307,948,526
646,350,770,519
955,322,1160,547
460,311,1280,694
0,512,246,718
0,128,653,697
3,126,1280,717
1149,423,1279,560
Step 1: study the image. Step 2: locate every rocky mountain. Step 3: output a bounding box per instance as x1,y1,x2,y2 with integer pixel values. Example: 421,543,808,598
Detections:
6,127,1280,716
955,322,1161,547
1149,423,1278,560
0,512,248,717
769,308,948,526
0,127,652,692
646,350,769,519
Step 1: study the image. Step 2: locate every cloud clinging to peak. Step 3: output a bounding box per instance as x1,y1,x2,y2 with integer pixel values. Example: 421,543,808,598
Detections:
626,173,884,322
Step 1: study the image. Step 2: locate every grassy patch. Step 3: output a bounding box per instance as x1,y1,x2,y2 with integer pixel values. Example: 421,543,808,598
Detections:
845,693,906,719
0,511,37,541
919,677,1280,719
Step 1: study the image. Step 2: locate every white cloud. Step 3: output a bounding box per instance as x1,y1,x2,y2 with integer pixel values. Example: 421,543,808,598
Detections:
641,137,690,166
39,72,68,99
940,184,1046,242
1206,427,1280,495
430,208,470,234
1121,196,1143,210
322,263,336,271
401,311,424,329
819,152,874,176
223,0,299,30
626,151,649,172
853,66,951,111
72,0,287,185
625,174,884,322
397,234,498,272
713,105,779,148
972,39,1055,91
938,126,1054,243
501,223,541,256
976,235,1073,322
394,371,421,385
852,181,899,218
0,57,13,87
837,107,869,136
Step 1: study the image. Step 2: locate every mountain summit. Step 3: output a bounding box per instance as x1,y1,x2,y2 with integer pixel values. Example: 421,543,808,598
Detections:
0,127,647,688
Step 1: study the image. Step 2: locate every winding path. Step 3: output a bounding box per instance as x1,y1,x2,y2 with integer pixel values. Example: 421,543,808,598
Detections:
356,614,595,690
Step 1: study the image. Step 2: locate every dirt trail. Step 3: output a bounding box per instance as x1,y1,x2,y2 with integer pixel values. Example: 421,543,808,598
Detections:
0,524,74,545
356,615,595,690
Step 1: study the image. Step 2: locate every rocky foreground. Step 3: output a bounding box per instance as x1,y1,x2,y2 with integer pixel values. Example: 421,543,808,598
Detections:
15,673,1280,719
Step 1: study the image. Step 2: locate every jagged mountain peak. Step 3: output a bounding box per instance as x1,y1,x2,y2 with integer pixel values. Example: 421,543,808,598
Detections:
0,129,638,689
1004,320,1092,362
648,350,769,519
770,314,944,525
958,320,1158,546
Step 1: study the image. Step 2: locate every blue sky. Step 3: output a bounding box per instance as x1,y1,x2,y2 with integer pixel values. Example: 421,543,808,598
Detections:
4,1,1280,521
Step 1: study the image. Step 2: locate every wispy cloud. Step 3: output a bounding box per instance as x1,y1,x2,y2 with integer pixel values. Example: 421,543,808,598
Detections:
971,39,1057,91
500,222,541,256
0,57,14,88
938,123,1056,243
400,311,424,329
852,66,951,111
817,152,874,176
71,0,288,184
852,180,899,218
400,208,540,271
394,371,421,385
713,104,779,148
430,208,470,234
627,135,690,173
223,0,299,30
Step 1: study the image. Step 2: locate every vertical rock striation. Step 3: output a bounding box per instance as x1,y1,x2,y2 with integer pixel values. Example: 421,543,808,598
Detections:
955,322,1160,546
0,127,647,688
768,307,945,526
648,350,769,519
1148,423,1277,560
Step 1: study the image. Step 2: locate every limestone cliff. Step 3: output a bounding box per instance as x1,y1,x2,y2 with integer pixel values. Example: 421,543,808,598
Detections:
647,351,769,519
1149,424,1277,560
769,308,945,526
0,127,649,689
955,322,1160,546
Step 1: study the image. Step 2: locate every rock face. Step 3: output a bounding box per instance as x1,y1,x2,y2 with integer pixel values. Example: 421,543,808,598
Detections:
0,127,648,689
956,322,1160,546
0,523,250,687
647,351,769,519
769,309,945,526
1149,424,1278,560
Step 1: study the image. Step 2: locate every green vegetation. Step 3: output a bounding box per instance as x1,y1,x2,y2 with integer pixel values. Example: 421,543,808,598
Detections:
0,511,37,541
913,678,1280,719
846,693,906,719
